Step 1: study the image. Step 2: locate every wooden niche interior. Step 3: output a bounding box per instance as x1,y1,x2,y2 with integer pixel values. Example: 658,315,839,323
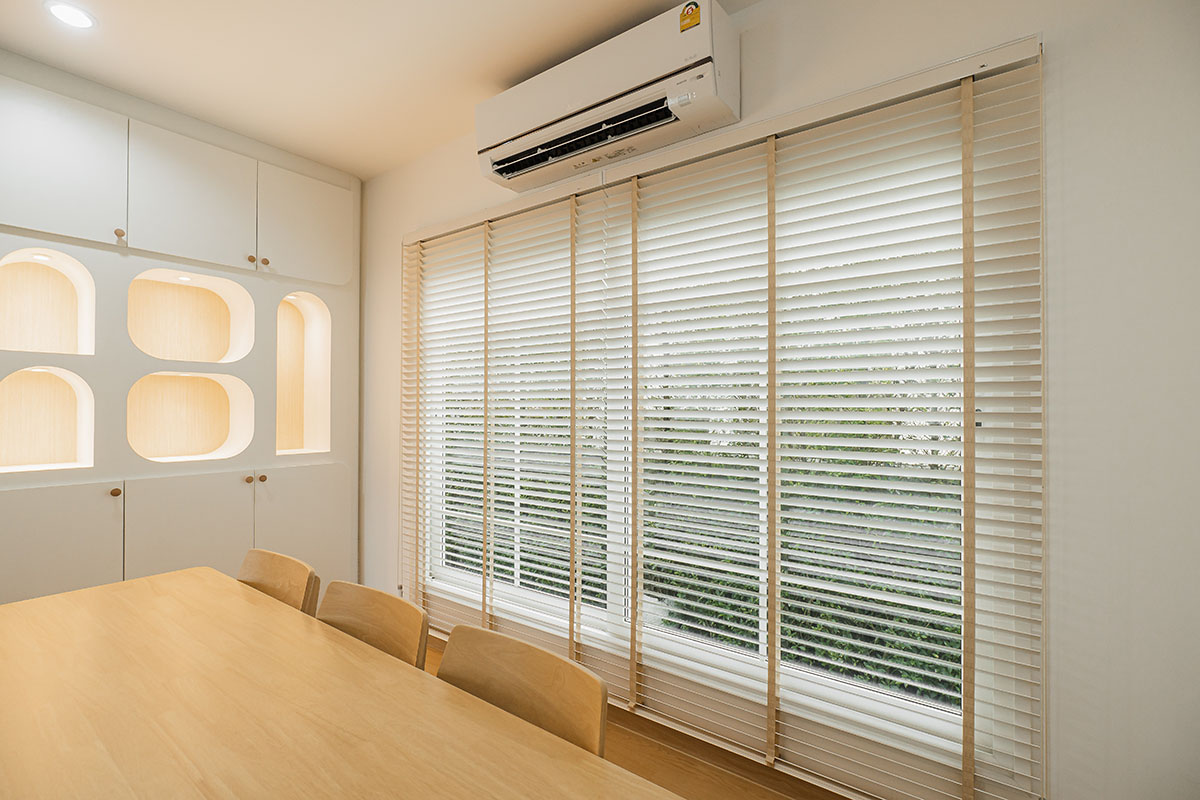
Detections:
276,292,331,454
128,268,254,363
127,372,253,462
0,248,95,355
0,367,94,472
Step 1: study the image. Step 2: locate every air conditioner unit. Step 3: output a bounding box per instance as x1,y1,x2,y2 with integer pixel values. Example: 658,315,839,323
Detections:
476,0,740,192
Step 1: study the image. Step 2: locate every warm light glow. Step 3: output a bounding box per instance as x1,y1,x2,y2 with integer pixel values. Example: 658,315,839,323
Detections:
46,2,95,28
285,294,297,301
177,276,192,282
31,253,51,262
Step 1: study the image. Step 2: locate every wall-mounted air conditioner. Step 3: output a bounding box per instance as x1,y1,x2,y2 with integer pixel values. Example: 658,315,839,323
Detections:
476,0,740,192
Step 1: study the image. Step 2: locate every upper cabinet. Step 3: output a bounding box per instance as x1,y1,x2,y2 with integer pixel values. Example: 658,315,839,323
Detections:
128,121,258,270
0,75,127,245
0,75,356,285
257,163,355,285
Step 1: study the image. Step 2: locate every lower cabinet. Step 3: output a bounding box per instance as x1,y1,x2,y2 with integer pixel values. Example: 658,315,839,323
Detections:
253,463,357,593
0,462,356,605
0,481,125,605
124,471,255,580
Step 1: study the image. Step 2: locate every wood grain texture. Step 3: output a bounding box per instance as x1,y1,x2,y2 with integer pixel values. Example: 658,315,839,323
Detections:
0,261,78,354
423,636,835,800
128,278,231,362
438,624,608,757
237,548,320,615
0,369,76,467
126,373,229,459
317,579,428,668
276,298,305,451
0,569,680,800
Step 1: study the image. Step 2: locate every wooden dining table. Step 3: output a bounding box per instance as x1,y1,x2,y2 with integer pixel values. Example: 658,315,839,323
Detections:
0,567,682,799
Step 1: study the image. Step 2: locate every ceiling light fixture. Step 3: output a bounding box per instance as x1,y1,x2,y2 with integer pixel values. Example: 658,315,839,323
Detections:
177,276,192,282
31,253,51,261
46,1,95,29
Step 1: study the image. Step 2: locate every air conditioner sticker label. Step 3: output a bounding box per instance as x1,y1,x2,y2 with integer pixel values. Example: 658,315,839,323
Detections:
680,2,700,32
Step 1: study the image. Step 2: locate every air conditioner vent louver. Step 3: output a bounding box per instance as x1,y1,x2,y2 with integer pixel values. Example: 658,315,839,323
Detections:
492,98,678,179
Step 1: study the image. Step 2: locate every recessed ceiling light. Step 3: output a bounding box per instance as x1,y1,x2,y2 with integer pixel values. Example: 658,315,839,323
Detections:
46,2,94,29
31,253,51,261
177,275,192,282
28,367,48,373
285,294,297,300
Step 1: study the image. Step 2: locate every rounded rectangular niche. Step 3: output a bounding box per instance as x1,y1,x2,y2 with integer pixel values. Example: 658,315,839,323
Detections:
0,248,95,355
127,372,253,462
128,268,254,363
0,367,94,473
277,292,331,454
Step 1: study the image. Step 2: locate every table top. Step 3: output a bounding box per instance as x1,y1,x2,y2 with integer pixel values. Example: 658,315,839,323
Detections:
0,568,681,799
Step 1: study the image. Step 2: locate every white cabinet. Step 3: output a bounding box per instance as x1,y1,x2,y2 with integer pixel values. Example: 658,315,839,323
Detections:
0,75,127,245
0,480,124,604
254,463,356,590
124,471,255,580
257,163,354,285
127,121,258,269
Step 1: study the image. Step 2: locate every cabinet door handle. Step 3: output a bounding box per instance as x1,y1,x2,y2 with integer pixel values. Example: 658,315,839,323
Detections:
114,227,126,239
247,255,256,264
259,257,270,266
110,488,122,497
258,474,268,482
244,475,254,484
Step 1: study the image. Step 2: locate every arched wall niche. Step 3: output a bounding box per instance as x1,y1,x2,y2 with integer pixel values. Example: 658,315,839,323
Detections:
0,248,96,355
277,292,331,454
0,366,94,473
128,268,254,363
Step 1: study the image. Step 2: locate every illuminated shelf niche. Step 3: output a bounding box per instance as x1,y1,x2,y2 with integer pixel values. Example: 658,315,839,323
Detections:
128,268,254,363
0,367,94,473
0,248,95,355
127,372,253,462
276,292,331,454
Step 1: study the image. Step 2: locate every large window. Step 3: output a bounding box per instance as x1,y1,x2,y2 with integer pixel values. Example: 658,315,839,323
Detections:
402,59,1043,800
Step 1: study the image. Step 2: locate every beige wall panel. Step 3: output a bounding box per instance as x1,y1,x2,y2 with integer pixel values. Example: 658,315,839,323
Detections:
276,299,305,451
0,370,76,467
0,261,78,354
127,374,229,459
128,279,230,362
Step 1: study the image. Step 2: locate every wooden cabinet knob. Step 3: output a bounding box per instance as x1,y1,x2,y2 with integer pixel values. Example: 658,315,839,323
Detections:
244,475,254,484
247,255,256,263
114,227,126,239
258,474,268,482
259,257,270,266
110,488,122,497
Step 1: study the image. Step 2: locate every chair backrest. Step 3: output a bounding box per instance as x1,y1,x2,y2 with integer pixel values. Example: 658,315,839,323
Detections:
237,549,320,615
316,580,429,668
437,625,607,756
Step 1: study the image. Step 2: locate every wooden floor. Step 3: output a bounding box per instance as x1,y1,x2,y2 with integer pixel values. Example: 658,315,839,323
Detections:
424,640,835,800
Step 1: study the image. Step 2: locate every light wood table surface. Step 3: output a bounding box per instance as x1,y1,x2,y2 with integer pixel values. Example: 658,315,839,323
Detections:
0,567,682,799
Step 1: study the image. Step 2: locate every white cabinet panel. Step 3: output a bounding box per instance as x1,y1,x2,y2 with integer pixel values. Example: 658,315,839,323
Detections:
0,480,124,604
124,471,255,580
128,121,258,269
257,163,354,285
253,463,356,590
0,75,127,245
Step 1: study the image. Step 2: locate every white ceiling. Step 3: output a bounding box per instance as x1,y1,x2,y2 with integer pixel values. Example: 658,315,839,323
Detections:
0,0,758,179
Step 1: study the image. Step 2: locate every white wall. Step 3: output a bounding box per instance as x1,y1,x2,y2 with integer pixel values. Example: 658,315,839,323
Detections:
359,2,1200,797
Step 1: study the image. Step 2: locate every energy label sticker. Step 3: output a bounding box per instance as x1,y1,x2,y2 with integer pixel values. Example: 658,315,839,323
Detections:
680,2,700,32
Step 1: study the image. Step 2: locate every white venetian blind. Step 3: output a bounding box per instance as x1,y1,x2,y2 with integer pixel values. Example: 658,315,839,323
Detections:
634,143,772,753
401,55,1044,800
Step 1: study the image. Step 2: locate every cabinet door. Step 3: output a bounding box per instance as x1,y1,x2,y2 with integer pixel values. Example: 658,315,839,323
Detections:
124,471,255,580
0,75,127,245
0,481,124,604
257,163,354,284
128,121,258,269
253,463,356,591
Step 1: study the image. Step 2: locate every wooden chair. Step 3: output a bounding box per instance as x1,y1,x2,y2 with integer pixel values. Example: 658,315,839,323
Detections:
437,625,607,756
236,549,320,615
316,580,429,668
